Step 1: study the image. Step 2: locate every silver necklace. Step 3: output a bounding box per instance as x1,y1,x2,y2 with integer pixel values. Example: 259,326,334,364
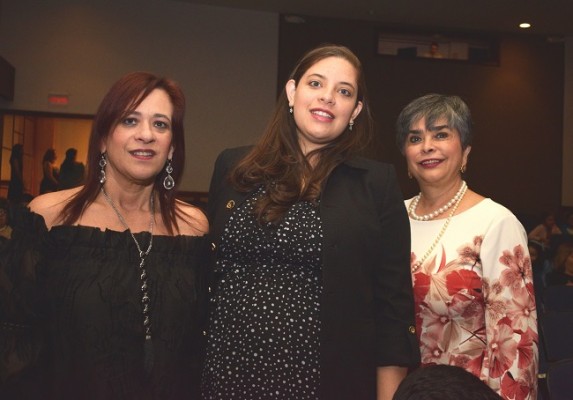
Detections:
100,187,154,342
408,180,467,221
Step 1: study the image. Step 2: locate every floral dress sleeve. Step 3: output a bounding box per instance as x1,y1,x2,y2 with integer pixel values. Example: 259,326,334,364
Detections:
0,207,49,384
479,212,538,400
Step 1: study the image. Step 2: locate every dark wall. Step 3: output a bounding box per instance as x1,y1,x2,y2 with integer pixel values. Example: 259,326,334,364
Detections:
278,16,564,217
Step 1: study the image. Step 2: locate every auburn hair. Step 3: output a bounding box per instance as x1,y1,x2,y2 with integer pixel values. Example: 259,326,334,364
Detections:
59,71,186,234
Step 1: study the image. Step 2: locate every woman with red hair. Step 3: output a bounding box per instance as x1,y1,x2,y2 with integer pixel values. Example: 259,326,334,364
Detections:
0,72,208,399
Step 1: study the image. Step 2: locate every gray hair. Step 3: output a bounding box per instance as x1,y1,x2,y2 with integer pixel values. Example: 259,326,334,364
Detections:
395,94,473,153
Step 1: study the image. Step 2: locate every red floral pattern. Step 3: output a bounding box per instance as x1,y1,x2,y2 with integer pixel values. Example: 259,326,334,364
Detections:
409,199,538,399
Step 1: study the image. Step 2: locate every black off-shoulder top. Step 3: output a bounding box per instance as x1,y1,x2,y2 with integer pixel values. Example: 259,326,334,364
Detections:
0,207,208,399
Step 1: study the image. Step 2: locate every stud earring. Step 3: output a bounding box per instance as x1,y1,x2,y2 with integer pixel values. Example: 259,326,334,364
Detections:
289,106,293,114
99,153,107,184
408,170,413,179
163,159,175,190
348,120,354,131
460,164,467,174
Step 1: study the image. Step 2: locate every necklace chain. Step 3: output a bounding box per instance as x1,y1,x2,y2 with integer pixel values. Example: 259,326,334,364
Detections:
408,181,467,221
410,182,468,272
101,187,154,340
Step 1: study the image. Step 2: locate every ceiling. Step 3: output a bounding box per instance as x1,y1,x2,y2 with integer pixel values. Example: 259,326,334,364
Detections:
179,0,573,37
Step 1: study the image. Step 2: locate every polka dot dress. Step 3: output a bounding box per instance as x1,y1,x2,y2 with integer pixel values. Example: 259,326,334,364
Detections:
202,188,323,399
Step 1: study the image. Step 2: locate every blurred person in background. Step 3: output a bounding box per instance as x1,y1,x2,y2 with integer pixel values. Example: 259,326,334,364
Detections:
7,143,24,205
58,148,85,190
39,148,59,194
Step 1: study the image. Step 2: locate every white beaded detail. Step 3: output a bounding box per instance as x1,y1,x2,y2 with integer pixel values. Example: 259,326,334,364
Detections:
408,181,467,221
410,182,468,272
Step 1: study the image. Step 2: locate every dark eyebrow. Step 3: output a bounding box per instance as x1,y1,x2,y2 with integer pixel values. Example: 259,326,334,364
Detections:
307,73,356,91
408,124,450,135
428,124,450,131
153,113,171,121
127,110,172,122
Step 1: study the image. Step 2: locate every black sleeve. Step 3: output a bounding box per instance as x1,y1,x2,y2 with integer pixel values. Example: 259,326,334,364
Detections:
0,206,49,385
373,165,420,366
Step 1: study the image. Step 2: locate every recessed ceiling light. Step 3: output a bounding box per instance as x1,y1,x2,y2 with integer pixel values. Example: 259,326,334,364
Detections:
519,22,532,29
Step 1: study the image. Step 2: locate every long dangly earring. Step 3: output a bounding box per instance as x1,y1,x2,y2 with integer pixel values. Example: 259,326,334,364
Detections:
348,120,354,131
163,159,175,190
99,153,107,184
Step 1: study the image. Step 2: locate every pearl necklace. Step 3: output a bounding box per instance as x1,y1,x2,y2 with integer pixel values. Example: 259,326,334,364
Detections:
101,187,155,373
410,182,468,272
408,181,467,221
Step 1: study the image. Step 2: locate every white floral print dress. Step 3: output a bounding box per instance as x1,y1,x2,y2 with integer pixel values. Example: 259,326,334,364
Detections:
406,198,538,400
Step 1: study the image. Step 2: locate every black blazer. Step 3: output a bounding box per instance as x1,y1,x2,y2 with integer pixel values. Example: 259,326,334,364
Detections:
207,147,420,399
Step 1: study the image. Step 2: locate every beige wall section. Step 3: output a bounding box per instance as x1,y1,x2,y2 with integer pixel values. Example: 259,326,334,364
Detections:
0,0,278,191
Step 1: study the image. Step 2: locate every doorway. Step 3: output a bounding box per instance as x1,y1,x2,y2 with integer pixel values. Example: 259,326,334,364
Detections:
0,111,92,200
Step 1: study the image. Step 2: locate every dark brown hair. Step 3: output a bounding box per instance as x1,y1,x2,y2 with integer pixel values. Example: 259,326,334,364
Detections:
229,44,373,224
60,71,186,234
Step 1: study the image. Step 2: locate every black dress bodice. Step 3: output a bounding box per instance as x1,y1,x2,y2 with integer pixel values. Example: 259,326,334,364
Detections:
202,189,323,399
0,207,208,399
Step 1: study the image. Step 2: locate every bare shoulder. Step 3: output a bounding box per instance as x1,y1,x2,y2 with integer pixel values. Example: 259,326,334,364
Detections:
175,200,209,236
28,187,82,229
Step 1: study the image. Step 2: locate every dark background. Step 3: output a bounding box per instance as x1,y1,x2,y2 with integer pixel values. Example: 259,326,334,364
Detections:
278,15,564,222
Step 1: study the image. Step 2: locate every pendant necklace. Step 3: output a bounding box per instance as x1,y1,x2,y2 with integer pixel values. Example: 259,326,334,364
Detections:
101,186,155,373
410,182,468,272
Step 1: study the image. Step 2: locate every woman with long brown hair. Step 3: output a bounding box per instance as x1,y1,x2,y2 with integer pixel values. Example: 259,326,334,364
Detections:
202,44,419,400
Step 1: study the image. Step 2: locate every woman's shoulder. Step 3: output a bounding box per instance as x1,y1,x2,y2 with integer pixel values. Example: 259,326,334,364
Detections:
217,145,252,161
175,199,209,236
472,197,516,218
344,156,395,171
340,157,398,183
28,187,82,228
463,196,525,231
